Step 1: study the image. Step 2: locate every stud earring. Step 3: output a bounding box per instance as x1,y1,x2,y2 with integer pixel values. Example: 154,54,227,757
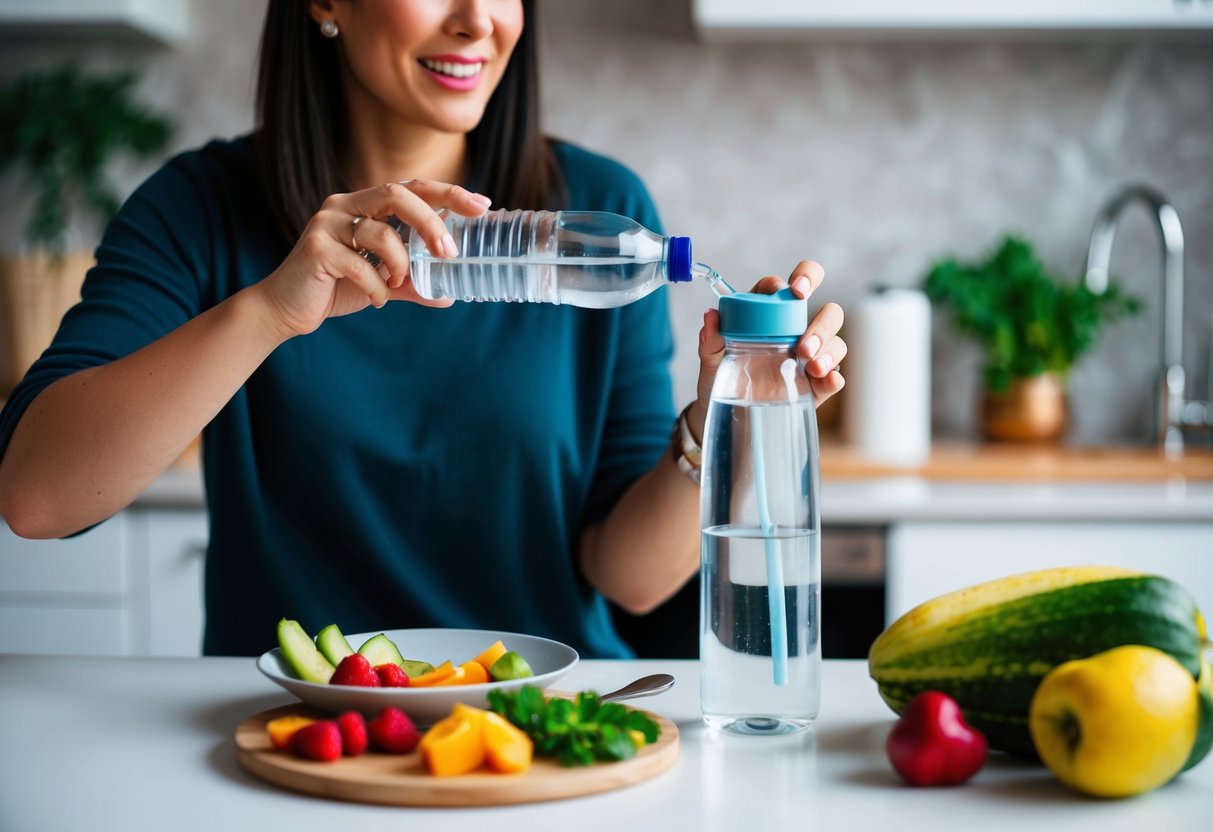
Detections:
320,19,339,38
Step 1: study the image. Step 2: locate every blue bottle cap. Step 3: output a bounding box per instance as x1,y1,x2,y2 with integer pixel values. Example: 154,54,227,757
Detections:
667,236,692,283
718,288,808,340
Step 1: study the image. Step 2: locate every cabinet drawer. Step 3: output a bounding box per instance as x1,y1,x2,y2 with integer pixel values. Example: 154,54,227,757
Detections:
886,521,1213,623
822,526,886,584
133,510,208,657
0,607,125,655
0,519,125,594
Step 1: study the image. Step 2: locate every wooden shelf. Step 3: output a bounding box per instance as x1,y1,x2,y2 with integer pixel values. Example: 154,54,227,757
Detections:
821,440,1213,482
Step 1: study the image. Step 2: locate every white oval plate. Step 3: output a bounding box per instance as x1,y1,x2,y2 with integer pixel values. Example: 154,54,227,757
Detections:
256,628,578,725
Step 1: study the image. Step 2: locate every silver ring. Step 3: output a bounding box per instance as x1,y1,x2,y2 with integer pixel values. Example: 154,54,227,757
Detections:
350,216,383,268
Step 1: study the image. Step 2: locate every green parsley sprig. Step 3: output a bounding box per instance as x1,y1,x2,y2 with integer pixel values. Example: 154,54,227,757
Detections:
923,236,1141,393
487,685,661,767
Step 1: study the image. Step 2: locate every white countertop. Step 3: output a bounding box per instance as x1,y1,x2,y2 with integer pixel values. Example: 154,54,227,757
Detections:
822,478,1213,523
0,656,1208,830
135,465,1213,523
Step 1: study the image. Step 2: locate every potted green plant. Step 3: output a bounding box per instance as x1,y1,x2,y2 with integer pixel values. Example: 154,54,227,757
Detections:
0,64,174,394
923,236,1142,441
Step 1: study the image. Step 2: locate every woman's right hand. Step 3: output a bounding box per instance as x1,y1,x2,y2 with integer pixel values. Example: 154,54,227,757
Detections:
255,179,493,338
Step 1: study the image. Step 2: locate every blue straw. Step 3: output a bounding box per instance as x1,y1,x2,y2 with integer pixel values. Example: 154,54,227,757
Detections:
749,407,789,686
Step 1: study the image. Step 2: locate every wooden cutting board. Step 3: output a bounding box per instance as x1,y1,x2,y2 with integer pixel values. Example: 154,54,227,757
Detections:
234,700,680,807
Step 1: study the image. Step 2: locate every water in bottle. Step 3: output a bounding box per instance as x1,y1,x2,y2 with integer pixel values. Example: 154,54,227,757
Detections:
699,289,822,735
406,209,731,307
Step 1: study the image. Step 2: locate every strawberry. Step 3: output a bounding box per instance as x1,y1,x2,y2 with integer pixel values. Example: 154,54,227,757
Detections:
290,720,343,762
330,654,381,687
337,711,369,757
369,706,420,754
375,663,410,688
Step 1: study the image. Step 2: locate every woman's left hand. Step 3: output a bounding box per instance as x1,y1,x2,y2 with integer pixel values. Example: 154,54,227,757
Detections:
687,260,846,442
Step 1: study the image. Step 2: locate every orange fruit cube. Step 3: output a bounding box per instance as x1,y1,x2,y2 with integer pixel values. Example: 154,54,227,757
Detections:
409,660,456,687
483,712,533,774
266,715,317,750
432,665,467,687
471,640,508,674
420,714,485,776
451,702,487,723
457,660,490,685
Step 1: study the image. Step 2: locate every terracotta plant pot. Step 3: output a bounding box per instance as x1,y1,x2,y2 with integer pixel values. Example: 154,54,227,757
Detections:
0,251,92,396
981,374,1069,442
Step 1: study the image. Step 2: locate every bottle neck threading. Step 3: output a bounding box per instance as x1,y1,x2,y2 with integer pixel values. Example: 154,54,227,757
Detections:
723,337,800,354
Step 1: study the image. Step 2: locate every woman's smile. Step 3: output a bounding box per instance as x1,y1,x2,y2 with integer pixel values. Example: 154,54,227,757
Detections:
418,54,486,91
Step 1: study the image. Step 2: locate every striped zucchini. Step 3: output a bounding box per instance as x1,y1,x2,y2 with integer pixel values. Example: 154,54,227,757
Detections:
868,566,1208,758
1185,655,1213,772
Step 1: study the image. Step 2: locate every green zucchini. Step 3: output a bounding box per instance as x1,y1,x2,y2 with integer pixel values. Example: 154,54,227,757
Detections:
868,567,1206,758
1182,656,1213,773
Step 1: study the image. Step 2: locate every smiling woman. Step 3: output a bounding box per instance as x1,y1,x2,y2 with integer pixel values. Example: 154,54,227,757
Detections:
0,0,845,661
255,0,559,243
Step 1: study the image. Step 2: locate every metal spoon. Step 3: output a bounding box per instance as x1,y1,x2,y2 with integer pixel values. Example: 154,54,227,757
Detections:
599,673,675,703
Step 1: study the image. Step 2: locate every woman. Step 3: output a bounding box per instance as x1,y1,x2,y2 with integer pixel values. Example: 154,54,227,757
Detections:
0,0,846,657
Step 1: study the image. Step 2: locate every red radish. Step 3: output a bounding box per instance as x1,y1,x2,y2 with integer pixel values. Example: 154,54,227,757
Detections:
886,691,988,786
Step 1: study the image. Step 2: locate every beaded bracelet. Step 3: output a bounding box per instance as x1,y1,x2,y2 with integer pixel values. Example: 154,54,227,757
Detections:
669,403,702,485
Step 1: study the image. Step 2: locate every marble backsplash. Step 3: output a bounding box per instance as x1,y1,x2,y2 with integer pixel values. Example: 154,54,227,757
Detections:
2,0,1210,444
539,1,1213,445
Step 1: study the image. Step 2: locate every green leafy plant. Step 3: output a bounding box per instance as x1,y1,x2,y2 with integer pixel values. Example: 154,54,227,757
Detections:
0,64,175,256
923,236,1142,393
488,685,661,767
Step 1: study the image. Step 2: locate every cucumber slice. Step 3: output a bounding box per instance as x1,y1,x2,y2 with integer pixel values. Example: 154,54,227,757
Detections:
315,623,355,667
400,659,435,678
277,618,335,683
358,633,405,667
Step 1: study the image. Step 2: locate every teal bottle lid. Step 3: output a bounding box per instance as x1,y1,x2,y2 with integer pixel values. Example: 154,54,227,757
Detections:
718,288,808,340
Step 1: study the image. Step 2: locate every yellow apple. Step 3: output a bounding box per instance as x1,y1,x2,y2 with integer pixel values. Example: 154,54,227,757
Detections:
1029,644,1199,798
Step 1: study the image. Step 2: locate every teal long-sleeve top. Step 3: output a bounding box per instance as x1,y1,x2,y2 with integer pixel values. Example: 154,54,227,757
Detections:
0,137,677,658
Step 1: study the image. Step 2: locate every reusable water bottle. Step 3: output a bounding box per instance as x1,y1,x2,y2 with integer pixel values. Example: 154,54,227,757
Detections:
406,209,697,308
699,288,822,735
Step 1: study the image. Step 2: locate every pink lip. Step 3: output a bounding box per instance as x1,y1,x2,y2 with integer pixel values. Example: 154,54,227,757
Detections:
417,55,486,92
422,54,486,64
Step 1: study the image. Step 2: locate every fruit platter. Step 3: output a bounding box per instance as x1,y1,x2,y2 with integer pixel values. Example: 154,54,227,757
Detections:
258,622,580,724
239,620,680,806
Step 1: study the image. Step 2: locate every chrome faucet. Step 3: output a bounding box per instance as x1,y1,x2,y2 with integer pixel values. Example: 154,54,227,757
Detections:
1083,184,1194,455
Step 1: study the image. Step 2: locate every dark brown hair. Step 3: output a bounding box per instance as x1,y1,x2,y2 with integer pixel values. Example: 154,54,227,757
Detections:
254,0,563,242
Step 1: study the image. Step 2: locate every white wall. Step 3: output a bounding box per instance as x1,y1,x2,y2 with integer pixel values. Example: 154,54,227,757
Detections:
3,0,1210,444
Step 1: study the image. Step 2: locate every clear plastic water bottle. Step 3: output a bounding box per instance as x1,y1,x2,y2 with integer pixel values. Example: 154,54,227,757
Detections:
699,288,822,735
406,209,693,308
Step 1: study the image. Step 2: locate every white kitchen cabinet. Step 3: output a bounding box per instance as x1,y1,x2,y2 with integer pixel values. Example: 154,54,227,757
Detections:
0,515,125,595
886,520,1213,623
126,509,208,657
0,0,190,45
0,517,132,655
694,0,1213,39
0,507,207,656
